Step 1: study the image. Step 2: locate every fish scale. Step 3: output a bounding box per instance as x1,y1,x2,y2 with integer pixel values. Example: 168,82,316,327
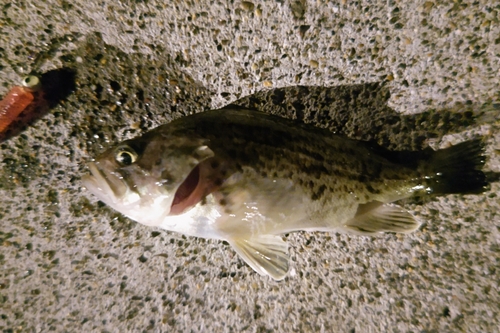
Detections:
83,108,489,280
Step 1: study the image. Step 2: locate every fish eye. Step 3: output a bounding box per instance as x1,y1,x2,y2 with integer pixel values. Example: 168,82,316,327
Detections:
21,75,41,90
115,146,138,166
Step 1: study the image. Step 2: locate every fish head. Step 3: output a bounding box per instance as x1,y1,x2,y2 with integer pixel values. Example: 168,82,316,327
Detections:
82,132,215,227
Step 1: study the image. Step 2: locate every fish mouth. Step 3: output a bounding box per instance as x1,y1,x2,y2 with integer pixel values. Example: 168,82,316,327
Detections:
170,164,202,215
82,162,128,204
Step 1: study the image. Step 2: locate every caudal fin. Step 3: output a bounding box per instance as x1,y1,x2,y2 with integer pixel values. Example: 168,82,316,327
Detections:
425,139,488,195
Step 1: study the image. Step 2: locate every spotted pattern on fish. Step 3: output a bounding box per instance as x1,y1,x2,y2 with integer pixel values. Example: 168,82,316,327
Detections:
83,108,489,280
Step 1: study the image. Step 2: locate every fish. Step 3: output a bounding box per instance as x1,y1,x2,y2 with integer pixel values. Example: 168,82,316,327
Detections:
82,108,489,280
0,75,42,133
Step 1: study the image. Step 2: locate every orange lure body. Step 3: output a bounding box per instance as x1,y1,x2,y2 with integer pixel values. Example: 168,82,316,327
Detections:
0,86,35,132
0,76,40,133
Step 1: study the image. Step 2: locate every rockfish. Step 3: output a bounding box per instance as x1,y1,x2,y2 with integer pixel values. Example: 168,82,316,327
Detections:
82,108,488,280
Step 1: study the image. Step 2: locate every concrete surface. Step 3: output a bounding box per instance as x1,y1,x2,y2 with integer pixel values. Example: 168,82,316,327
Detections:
0,1,499,332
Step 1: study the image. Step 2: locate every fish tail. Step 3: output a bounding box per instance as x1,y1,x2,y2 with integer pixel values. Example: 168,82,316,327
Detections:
424,139,488,195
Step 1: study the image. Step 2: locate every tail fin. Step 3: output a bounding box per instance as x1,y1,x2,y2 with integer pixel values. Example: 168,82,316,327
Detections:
425,139,488,195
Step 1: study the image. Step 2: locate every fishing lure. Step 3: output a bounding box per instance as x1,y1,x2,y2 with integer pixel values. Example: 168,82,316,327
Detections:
0,75,41,133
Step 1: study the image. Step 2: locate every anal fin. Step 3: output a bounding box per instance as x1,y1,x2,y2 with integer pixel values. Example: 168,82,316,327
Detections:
229,235,289,281
344,202,420,235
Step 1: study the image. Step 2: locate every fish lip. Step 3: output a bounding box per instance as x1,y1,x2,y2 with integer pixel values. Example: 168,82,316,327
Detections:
82,162,117,203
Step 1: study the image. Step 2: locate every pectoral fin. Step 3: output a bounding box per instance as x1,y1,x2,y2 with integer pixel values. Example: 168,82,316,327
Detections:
229,235,289,280
344,202,420,235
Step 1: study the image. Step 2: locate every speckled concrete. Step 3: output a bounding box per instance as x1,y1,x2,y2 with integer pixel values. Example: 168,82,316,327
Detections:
0,1,499,332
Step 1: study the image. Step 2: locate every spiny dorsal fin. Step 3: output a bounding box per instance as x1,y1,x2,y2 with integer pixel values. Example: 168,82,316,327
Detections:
229,235,289,280
343,202,420,235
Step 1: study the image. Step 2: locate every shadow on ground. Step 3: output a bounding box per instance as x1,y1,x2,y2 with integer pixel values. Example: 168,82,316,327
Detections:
231,83,499,150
